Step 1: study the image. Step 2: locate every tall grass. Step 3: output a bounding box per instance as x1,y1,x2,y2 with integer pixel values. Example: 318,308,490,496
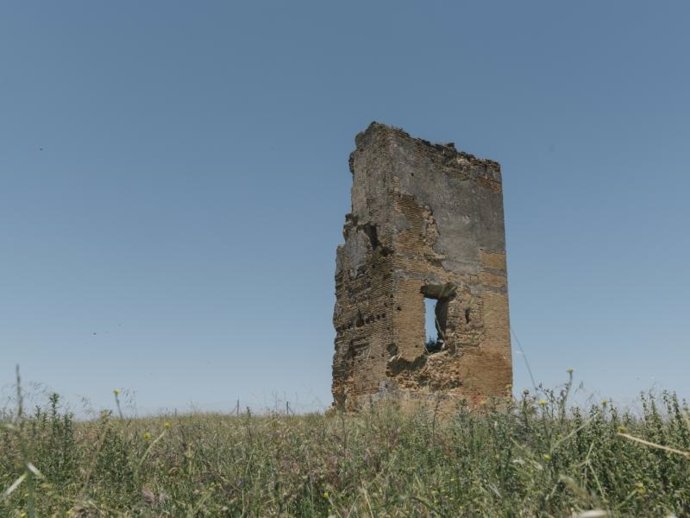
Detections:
1,374,689,516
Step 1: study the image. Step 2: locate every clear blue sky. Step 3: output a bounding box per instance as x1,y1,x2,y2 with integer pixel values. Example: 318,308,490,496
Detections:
1,1,688,415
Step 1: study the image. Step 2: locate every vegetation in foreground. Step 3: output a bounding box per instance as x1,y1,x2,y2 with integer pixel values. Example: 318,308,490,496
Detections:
1,374,690,517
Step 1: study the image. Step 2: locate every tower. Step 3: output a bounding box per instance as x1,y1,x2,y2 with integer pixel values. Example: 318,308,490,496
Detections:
332,123,512,410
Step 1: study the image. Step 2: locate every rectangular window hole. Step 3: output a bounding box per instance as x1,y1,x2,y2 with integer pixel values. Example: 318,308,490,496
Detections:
424,295,449,354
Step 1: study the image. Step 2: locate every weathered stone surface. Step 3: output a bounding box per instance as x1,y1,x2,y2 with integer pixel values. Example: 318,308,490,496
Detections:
332,123,512,410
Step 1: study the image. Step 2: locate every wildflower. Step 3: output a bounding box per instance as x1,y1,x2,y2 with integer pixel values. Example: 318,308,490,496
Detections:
143,432,152,441
164,421,172,430
323,491,329,499
635,481,646,494
539,399,548,407
618,426,627,433
543,454,551,461
567,368,574,374
113,389,121,397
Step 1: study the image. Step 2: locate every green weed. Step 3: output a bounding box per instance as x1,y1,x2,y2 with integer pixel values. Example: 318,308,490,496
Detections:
1,373,689,516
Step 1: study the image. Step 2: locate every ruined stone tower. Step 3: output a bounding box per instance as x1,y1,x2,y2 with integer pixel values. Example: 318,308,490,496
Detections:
332,123,512,411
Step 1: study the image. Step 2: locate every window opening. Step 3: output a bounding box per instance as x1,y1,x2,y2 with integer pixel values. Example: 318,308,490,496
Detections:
424,296,448,353
422,283,455,354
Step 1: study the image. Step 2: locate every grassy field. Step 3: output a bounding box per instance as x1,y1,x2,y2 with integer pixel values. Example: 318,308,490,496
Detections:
2,374,690,517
